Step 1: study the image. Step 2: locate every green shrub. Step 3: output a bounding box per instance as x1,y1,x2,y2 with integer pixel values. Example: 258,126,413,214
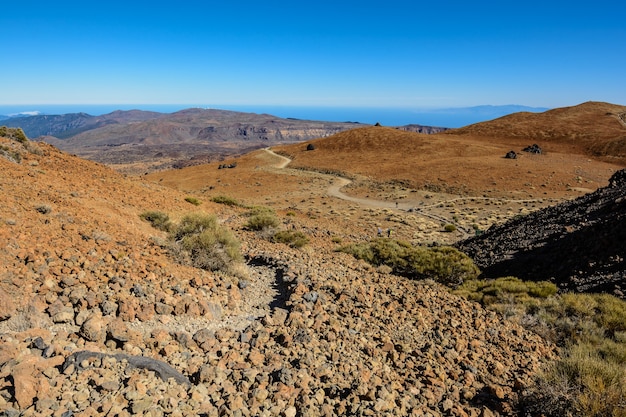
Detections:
272,230,309,248
592,294,626,337
169,213,242,273
525,340,626,417
443,223,457,232
454,276,557,306
246,206,276,216
184,196,201,205
523,292,626,345
337,238,479,285
211,195,243,207
245,207,280,232
139,211,172,232
453,277,626,416
0,126,28,144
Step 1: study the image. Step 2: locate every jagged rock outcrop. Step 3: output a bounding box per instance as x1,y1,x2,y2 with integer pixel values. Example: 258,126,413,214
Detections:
456,169,626,296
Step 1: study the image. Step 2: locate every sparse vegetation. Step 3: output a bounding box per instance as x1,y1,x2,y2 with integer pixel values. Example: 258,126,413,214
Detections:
272,230,309,248
143,210,243,274
184,196,201,205
0,127,43,161
443,223,457,232
211,195,244,207
454,277,626,416
139,210,172,232
337,238,479,285
244,206,309,247
245,206,280,232
169,212,242,273
453,276,557,307
0,144,22,163
527,339,626,417
0,126,28,144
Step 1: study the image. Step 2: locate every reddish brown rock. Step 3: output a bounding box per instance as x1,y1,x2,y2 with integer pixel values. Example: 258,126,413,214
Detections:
0,288,15,321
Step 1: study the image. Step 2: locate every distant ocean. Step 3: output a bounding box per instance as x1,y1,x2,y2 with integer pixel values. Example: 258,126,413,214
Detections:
0,104,549,128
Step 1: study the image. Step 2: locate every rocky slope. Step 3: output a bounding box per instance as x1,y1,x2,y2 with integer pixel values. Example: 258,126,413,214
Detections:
456,169,626,297
0,131,558,416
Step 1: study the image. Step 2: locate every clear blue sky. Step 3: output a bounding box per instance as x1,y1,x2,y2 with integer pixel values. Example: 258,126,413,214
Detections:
2,1,625,110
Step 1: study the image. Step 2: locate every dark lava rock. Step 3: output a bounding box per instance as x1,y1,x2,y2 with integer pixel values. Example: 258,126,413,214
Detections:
456,169,626,297
522,144,542,154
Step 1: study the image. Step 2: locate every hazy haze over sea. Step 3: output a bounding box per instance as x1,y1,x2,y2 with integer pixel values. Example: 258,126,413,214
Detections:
0,104,549,128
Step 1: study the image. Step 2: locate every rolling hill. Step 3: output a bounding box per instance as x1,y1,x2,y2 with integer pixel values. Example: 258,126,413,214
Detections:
448,101,626,164
269,104,625,200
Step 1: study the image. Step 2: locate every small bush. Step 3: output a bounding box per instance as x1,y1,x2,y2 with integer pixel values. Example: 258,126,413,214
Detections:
337,238,479,285
211,195,243,207
169,213,242,273
247,213,280,231
246,206,275,216
184,196,201,206
443,223,457,232
454,276,557,306
0,126,28,144
272,230,309,248
525,340,626,417
245,207,280,232
139,211,172,232
453,277,626,416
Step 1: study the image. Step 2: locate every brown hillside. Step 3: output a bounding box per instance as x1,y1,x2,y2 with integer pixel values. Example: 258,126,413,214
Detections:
447,101,626,164
272,124,623,199
148,106,624,249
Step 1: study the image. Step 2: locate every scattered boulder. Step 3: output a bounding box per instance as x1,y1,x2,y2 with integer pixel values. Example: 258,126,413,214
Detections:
522,144,542,154
306,143,316,151
504,150,517,159
218,163,238,169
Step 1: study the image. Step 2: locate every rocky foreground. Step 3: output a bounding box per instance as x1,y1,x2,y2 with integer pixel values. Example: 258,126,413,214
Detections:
0,135,557,416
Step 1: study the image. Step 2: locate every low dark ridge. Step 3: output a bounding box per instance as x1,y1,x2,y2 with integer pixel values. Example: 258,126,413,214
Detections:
456,169,626,297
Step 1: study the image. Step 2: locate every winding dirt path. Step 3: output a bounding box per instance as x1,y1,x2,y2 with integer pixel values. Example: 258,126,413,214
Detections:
262,149,474,236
